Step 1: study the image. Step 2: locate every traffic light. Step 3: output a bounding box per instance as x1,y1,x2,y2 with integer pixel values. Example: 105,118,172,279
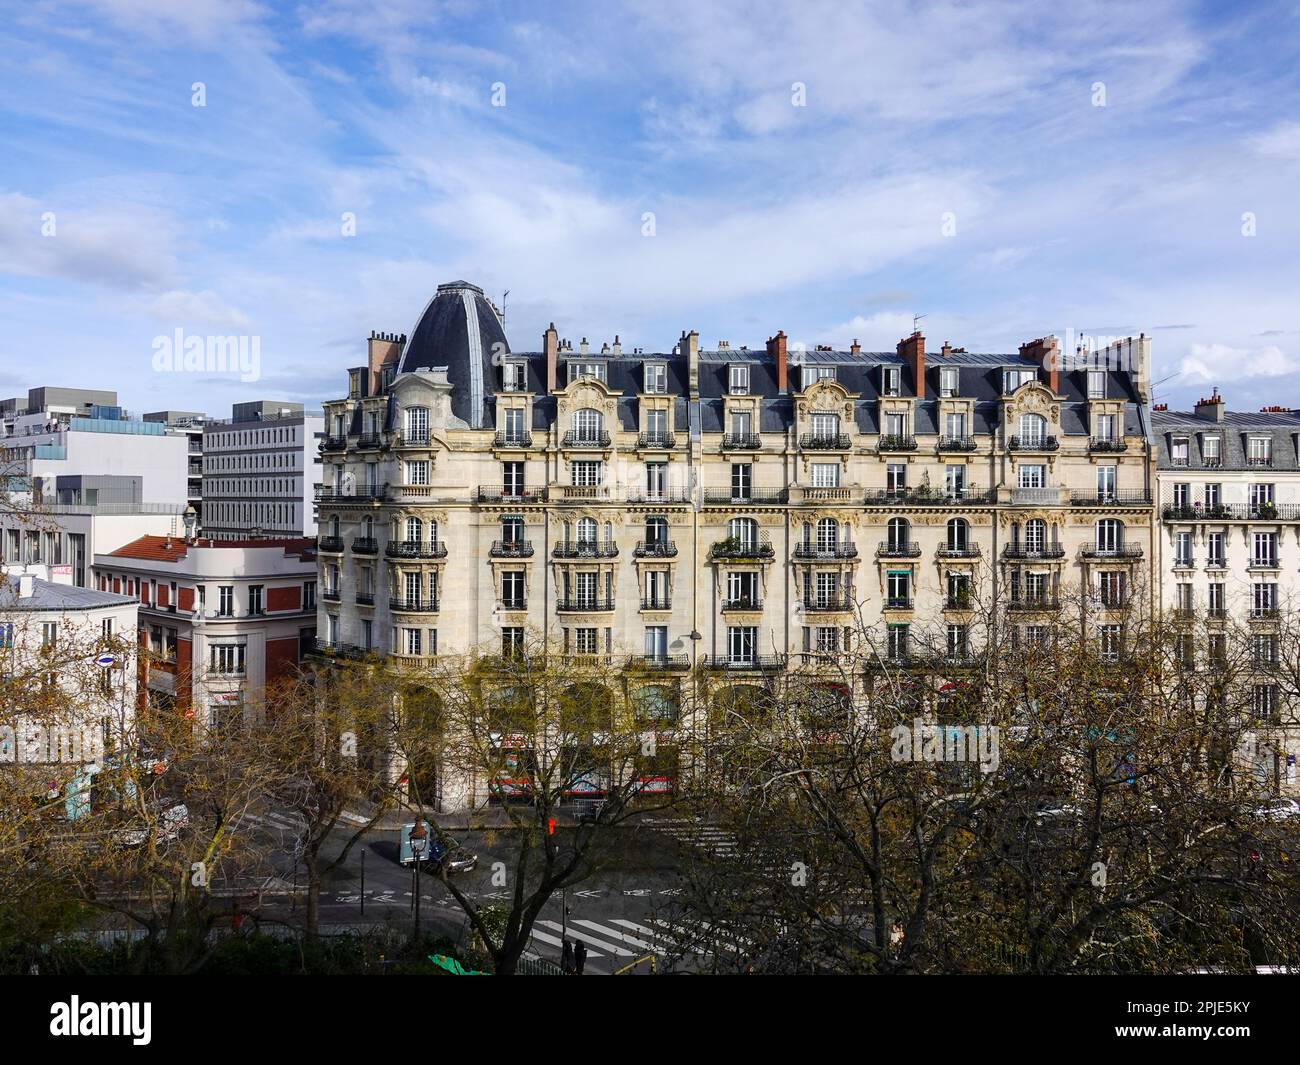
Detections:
547,817,556,835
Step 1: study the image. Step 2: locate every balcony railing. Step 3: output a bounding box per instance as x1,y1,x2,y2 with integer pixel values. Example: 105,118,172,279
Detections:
1008,435,1059,451
1246,456,1273,467
351,537,378,555
803,597,851,612
864,487,993,506
702,488,788,505
477,486,544,504
393,428,430,446
385,540,448,559
501,598,527,611
799,433,852,450
709,538,775,561
1007,597,1062,612
937,436,977,452
875,541,921,559
640,596,672,610
1002,543,1066,560
553,540,619,559
721,432,762,450
629,653,691,672
556,598,616,612
936,545,981,559
876,434,917,452
357,432,383,449
793,542,857,560
721,597,763,612
355,593,374,606
312,638,368,659
1081,543,1143,559
321,436,347,452
1088,438,1126,452
316,485,387,503
702,655,786,672
1162,502,1296,521
633,540,678,558
493,431,533,448
883,596,914,610
489,540,534,558
627,487,692,504
1070,490,1153,506
322,590,341,602
561,430,611,449
317,535,344,553
1010,487,1062,506
637,432,676,449
391,597,440,613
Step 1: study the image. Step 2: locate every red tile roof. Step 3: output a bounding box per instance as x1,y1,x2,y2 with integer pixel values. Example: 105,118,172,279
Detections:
109,535,317,562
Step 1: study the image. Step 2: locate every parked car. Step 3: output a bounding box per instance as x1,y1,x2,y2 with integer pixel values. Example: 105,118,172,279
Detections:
398,822,478,873
116,803,189,849
1252,798,1300,822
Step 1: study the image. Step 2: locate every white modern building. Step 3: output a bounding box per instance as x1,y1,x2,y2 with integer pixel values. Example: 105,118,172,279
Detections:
201,401,324,539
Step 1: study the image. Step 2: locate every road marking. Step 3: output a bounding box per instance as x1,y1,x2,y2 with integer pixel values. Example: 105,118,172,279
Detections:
535,920,635,956
574,919,657,951
528,926,604,958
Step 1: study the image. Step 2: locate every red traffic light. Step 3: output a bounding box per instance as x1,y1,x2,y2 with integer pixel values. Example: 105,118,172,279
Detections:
547,817,556,835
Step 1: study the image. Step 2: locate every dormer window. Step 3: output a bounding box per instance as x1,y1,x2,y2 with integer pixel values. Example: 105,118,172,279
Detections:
729,365,750,395
570,362,606,384
348,370,362,398
644,363,667,394
1003,368,1037,394
1201,435,1221,466
939,367,959,397
881,366,901,396
804,366,835,388
1088,370,1106,399
1170,437,1189,466
502,362,526,392
1247,435,1272,466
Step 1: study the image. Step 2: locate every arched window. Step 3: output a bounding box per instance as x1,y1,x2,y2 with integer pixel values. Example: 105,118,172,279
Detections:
1097,518,1124,552
573,408,603,442
729,517,757,549
576,517,598,545
635,685,678,725
887,517,910,551
946,517,968,552
1025,518,1047,552
1018,413,1047,446
405,517,422,544
817,518,839,551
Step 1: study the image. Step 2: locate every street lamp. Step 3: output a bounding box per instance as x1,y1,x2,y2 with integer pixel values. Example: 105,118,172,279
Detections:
409,820,428,942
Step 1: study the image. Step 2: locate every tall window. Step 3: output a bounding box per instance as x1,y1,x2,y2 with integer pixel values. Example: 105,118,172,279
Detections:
730,463,752,500
1096,519,1124,553
571,461,602,487
1018,464,1046,489
816,518,839,551
573,409,603,443
1024,519,1047,552
881,366,900,396
1087,370,1105,398
729,365,749,395
811,463,840,488
810,413,839,441
728,626,756,663
1096,464,1116,499
946,518,969,552
940,367,960,398
1017,413,1047,446
644,364,667,394
729,517,757,549
405,407,429,442
886,517,910,551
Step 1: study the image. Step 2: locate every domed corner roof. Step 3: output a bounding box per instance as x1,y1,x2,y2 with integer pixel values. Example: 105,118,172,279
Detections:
398,281,510,429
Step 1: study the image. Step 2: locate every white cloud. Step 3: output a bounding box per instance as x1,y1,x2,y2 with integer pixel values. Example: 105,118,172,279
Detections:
147,290,252,329
1180,343,1299,383
1249,121,1300,160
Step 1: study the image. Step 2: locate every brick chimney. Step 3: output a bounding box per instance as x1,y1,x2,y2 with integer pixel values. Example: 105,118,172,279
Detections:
367,331,404,391
767,331,788,392
1195,388,1225,422
850,338,861,355
544,322,559,393
897,331,925,399
941,341,952,358
682,329,700,395
1018,335,1061,393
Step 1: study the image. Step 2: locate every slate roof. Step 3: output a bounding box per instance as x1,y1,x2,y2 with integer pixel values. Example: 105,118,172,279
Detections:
1152,408,1300,471
0,575,135,612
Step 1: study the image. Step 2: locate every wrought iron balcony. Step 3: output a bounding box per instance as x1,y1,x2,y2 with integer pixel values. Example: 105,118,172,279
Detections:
561,430,611,449
385,540,448,559
803,596,851,612
1002,544,1065,560
876,434,917,452
702,655,786,672
1008,435,1059,451
721,432,762,450
864,487,993,506
883,596,914,610
1007,597,1061,612
489,539,534,558
312,638,368,659
321,436,347,452
477,486,544,504
633,540,678,558
875,541,921,559
357,432,383,449
629,653,691,672
640,596,673,611
392,428,430,446
709,538,775,561
937,436,977,452
493,431,533,448
626,488,692,504
1080,543,1143,559
721,597,763,612
317,536,344,553
556,597,615,613
637,432,676,449
553,540,618,559
793,541,857,560
355,593,374,606
351,537,378,555
391,597,440,613
1070,490,1152,506
316,485,387,503
501,598,527,611
322,589,341,602
702,488,788,505
799,432,852,450
936,545,981,559
1088,438,1126,452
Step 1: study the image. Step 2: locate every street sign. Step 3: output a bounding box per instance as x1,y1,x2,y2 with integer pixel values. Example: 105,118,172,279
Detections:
95,653,115,667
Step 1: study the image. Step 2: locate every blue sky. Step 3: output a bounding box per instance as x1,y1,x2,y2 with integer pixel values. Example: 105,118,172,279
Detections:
2,0,1300,415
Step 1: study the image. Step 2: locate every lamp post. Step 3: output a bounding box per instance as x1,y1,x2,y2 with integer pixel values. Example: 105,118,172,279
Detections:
409,819,428,942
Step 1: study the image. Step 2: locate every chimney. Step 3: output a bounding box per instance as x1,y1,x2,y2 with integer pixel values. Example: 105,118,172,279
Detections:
580,337,589,355
941,341,952,358
544,323,558,392
1195,388,1225,422
767,331,788,393
367,331,404,389
1018,335,1061,393
850,339,861,355
612,335,622,356
682,329,700,395
897,331,925,399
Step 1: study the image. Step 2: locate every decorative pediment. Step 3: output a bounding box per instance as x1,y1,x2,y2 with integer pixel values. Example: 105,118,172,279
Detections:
1006,382,1061,423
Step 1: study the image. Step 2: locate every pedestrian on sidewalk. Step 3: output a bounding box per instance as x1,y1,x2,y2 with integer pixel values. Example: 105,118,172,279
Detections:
561,938,575,974
573,940,587,974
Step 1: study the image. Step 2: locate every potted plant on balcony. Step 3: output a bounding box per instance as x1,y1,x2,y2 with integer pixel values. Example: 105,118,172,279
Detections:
1257,500,1278,520
713,535,742,557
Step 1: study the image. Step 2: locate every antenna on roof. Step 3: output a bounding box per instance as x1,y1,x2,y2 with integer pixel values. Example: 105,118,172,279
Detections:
501,290,509,324
912,313,926,335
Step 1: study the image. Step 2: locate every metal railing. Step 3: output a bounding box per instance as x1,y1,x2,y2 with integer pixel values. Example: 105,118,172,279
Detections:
721,597,763,611
1071,490,1152,506
385,540,448,558
390,597,440,613
721,432,762,450
489,540,534,558
702,488,787,505
709,539,775,560
937,436,977,451
553,540,619,558
1002,544,1066,560
793,542,857,560
640,596,672,610
317,536,344,553
636,432,676,449
876,434,917,452
352,537,378,554
561,430,611,448
702,655,786,672
875,541,921,558
556,598,615,612
493,431,533,448
1008,435,1059,451
633,540,678,558
803,597,850,612
477,486,543,504
799,433,852,450
1088,438,1126,452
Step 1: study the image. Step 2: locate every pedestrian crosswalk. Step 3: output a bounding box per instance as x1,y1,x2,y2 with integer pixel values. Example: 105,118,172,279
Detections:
231,810,306,837
527,914,753,965
646,817,739,858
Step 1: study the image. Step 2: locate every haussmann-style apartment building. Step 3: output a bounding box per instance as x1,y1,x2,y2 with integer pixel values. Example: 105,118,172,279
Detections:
313,281,1163,805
